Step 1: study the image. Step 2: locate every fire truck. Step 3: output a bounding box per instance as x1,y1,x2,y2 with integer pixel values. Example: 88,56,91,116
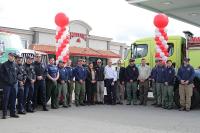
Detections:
124,31,200,108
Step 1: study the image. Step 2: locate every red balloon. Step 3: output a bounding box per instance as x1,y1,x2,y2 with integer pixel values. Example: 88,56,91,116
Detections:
164,36,168,41
160,45,165,51
153,13,169,28
165,52,169,57
155,37,159,41
156,40,162,46
159,28,165,33
55,12,69,27
155,53,160,58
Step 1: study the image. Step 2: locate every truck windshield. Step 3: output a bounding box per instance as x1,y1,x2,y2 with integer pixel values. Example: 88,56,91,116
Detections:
0,33,23,50
132,43,174,58
133,44,148,58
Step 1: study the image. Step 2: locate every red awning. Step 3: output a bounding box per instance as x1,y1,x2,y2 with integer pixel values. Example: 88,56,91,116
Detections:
29,44,121,58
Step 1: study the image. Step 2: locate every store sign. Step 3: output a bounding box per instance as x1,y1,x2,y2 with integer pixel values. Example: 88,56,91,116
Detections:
188,37,200,43
70,32,87,41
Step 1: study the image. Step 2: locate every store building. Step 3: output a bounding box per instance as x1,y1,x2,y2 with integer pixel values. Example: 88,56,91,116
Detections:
0,20,129,66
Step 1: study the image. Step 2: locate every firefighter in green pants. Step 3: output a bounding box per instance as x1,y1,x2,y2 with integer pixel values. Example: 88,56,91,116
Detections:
57,60,68,108
47,58,59,109
163,60,175,109
65,59,74,107
155,59,165,107
73,59,87,106
125,58,139,105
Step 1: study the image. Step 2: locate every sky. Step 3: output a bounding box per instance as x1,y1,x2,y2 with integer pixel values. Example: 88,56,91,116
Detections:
0,0,199,45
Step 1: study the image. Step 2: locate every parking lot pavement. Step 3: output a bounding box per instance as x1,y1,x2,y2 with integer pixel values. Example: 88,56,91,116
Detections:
0,104,200,133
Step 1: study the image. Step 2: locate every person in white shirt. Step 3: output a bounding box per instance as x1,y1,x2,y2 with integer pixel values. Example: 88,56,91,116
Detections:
104,59,117,105
138,58,151,105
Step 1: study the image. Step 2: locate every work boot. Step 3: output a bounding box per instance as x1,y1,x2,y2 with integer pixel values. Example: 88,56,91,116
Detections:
43,106,49,111
156,104,162,107
10,114,19,118
126,102,131,105
179,107,185,111
18,111,26,115
186,108,190,112
2,115,7,119
151,102,157,106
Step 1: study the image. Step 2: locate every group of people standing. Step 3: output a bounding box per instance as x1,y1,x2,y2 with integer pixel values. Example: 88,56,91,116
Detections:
0,52,196,119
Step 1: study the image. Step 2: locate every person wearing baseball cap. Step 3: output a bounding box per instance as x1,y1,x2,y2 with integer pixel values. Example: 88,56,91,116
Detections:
150,59,160,106
23,55,36,113
126,57,139,105
177,57,195,111
0,52,19,119
74,58,87,106
15,54,27,115
57,60,69,108
155,58,165,107
65,59,74,107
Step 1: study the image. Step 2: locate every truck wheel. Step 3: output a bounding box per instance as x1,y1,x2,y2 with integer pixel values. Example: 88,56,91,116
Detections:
174,88,200,109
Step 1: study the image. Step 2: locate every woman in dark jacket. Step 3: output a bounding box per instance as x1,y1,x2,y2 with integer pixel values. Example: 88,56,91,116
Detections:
86,62,97,105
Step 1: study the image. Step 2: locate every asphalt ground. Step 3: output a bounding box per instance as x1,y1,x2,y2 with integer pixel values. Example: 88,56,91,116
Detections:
0,102,200,133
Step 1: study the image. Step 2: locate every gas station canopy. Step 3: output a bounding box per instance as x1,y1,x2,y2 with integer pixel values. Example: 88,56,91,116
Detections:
126,0,200,27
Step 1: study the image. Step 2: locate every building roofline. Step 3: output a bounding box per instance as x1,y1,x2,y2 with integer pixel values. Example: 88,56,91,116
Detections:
70,20,92,31
89,35,112,41
0,26,33,35
30,27,56,34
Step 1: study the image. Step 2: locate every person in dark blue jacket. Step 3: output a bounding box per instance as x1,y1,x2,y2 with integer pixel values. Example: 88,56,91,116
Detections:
163,60,175,109
150,59,159,105
73,59,87,106
0,52,19,119
177,58,195,111
57,60,69,108
65,59,74,107
155,59,165,107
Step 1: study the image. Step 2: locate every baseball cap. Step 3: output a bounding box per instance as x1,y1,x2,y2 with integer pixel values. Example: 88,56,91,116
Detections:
15,54,23,59
129,58,135,62
26,55,34,59
97,59,102,62
59,60,66,63
8,52,16,56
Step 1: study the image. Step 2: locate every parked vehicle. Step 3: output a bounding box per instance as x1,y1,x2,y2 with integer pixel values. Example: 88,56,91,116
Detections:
124,31,200,108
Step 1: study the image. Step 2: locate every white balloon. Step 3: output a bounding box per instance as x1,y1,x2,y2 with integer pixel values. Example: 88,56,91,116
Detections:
165,44,168,49
160,52,165,57
164,28,168,33
58,39,62,44
155,28,159,33
155,32,161,36
156,48,161,53
162,40,167,45
159,36,164,41
58,56,62,61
